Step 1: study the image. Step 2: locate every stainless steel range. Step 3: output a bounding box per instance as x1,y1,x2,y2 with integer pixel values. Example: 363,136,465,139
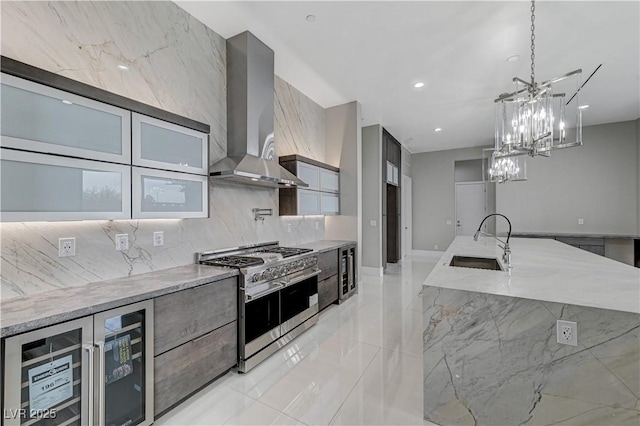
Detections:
196,242,319,373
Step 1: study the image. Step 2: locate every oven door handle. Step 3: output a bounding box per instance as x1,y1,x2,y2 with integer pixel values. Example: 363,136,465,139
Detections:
243,283,283,302
281,268,321,288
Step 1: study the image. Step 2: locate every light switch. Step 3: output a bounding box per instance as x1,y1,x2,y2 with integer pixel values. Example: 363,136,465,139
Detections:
578,218,584,225
370,220,377,227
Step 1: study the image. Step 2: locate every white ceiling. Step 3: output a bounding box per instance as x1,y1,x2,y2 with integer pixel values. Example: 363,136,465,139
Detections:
176,1,640,153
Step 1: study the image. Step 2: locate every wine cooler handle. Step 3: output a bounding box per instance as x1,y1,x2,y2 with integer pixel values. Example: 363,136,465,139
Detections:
96,341,106,426
83,345,95,426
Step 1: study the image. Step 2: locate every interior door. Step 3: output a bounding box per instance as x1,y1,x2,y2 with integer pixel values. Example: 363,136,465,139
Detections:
455,182,487,236
402,175,412,257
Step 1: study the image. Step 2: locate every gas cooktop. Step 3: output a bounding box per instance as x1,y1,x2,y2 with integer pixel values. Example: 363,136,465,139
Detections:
197,243,313,269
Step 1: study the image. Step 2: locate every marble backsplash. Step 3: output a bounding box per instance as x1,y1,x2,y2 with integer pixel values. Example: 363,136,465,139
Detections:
422,287,640,425
0,1,327,299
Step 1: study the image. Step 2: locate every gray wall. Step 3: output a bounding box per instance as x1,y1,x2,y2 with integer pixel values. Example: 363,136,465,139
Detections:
454,159,483,182
411,146,488,250
361,125,383,269
325,101,363,276
496,120,638,235
637,118,640,233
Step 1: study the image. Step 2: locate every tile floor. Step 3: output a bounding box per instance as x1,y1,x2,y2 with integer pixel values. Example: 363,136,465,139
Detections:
156,253,441,425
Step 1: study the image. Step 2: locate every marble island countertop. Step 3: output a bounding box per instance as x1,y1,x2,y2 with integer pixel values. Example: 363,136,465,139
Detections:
1,264,238,338
423,236,640,314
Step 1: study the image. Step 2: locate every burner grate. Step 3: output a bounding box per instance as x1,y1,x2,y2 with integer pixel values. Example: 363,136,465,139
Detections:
255,247,313,258
202,256,264,268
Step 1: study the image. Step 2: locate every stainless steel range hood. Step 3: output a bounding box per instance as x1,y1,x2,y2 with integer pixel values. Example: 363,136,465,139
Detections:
210,32,307,188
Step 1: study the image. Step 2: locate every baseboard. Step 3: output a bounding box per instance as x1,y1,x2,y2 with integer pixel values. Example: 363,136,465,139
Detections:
361,266,384,276
412,249,444,257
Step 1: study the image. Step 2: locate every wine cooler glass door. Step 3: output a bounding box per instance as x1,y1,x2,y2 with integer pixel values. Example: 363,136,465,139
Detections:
3,316,94,426
93,300,154,426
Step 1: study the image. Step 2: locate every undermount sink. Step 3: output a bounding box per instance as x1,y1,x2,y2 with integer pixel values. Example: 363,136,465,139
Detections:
449,255,503,271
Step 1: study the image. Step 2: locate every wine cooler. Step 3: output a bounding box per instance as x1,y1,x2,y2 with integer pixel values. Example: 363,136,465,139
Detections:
3,300,154,426
338,244,357,303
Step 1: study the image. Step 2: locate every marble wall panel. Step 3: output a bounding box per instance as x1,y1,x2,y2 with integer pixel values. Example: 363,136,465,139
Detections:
422,286,640,425
0,1,326,300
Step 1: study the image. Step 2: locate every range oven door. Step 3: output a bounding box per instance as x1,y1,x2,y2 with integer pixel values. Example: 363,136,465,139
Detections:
280,269,320,335
241,283,281,360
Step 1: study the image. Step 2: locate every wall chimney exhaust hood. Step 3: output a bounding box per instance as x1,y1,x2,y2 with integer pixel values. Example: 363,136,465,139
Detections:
210,32,308,188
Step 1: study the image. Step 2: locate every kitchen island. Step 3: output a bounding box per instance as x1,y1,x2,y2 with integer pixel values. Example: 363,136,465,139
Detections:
422,236,640,425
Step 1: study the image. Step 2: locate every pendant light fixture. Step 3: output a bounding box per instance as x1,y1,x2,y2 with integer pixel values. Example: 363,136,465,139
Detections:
494,0,589,160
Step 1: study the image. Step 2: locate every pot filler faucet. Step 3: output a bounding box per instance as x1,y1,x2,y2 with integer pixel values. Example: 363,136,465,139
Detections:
473,213,512,268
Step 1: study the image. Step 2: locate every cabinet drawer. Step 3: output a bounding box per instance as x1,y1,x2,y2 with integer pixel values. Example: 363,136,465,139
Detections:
317,249,339,281
154,321,237,415
154,277,237,355
318,274,339,311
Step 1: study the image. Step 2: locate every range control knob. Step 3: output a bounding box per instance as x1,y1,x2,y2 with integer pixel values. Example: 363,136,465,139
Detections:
251,273,260,282
261,270,271,280
278,266,286,276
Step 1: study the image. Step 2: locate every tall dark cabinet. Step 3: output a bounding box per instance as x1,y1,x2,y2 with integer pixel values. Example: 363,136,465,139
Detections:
382,129,402,267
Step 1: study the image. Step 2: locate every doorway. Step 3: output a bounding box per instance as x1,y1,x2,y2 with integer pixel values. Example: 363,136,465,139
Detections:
386,183,400,262
402,175,412,258
455,182,487,236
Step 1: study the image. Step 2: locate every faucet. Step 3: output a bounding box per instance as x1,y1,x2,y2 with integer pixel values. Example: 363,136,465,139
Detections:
473,213,512,268
252,208,273,222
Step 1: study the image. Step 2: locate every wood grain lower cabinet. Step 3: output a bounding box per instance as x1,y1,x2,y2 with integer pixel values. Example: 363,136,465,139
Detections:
154,277,236,355
153,277,238,416
318,274,339,311
317,249,339,311
154,321,237,415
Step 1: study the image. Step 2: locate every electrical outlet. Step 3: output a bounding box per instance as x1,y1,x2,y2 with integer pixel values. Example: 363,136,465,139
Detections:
434,244,439,250
557,320,578,346
153,231,164,247
115,234,129,251
315,222,319,231
286,223,292,233
370,220,377,227
578,218,584,225
58,237,76,257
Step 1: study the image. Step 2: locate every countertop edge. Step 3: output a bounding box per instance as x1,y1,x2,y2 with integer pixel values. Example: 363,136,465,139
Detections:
1,266,238,338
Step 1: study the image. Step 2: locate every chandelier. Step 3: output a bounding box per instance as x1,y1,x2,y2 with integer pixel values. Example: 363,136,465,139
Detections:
484,148,527,183
494,0,587,159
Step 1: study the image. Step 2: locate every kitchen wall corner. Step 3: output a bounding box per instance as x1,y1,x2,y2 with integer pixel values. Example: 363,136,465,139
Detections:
0,1,326,300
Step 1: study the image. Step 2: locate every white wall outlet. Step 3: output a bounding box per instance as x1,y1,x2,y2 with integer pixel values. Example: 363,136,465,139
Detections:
370,220,377,227
446,220,452,225
434,244,439,250
286,223,292,233
153,231,164,247
315,221,320,231
557,320,578,346
578,218,584,225
58,237,76,257
115,234,129,251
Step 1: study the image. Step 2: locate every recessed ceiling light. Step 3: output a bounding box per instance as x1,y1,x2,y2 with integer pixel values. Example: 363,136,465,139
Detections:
306,14,316,22
61,100,73,105
434,128,443,133
117,64,129,71
506,55,520,63
413,81,425,89
578,104,590,110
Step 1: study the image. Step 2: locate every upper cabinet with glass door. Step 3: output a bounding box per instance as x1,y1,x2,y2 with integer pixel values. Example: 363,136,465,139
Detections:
0,73,131,164
132,113,208,175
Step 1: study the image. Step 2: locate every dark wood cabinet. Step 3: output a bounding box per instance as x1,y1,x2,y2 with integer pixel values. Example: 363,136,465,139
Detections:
316,249,339,310
153,277,238,416
279,155,340,216
382,129,402,266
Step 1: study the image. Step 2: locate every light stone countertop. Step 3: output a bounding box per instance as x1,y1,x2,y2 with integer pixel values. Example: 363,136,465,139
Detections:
1,264,238,338
295,240,356,253
423,236,640,314
512,232,639,239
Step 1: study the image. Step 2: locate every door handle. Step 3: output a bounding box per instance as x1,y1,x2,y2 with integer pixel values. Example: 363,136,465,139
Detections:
83,345,95,426
95,341,106,426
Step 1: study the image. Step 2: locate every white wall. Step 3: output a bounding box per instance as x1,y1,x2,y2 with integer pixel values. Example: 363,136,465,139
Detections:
361,125,383,269
496,120,638,235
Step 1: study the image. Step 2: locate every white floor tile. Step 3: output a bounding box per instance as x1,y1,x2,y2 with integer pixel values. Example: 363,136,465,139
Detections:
156,255,438,425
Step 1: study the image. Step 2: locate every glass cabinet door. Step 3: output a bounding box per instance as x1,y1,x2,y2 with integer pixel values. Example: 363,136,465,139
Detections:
320,192,340,216
93,300,154,426
0,73,131,164
132,167,208,219
319,169,339,193
132,113,208,175
0,149,131,222
3,317,94,426
297,163,319,190
297,189,320,215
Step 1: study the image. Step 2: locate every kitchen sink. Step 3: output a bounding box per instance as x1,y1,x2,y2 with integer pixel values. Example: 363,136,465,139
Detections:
449,255,503,271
